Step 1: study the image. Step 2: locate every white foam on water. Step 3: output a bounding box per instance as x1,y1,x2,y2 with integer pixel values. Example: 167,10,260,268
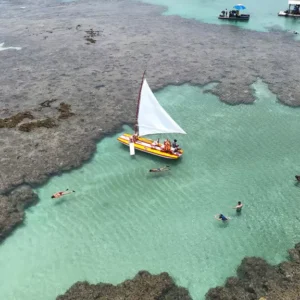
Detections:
0,42,22,51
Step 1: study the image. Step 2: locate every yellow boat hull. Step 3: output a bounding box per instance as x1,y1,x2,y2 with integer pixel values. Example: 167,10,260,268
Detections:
117,133,183,160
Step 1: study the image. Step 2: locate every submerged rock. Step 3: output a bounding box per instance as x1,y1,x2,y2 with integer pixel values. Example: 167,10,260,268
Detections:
0,111,34,128
0,185,38,243
56,271,192,300
57,102,75,120
18,117,58,132
206,243,300,300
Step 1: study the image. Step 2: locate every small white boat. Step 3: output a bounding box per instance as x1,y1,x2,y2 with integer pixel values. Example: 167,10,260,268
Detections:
278,0,300,17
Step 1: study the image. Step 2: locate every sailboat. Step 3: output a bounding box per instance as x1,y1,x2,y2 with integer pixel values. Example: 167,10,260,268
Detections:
117,73,186,159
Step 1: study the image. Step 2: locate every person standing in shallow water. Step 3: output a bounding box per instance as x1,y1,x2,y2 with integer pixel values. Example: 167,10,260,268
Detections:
233,201,243,213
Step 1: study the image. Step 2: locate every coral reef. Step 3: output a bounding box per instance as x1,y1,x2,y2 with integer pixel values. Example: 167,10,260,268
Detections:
56,271,192,300
0,112,34,128
0,185,38,243
206,243,300,300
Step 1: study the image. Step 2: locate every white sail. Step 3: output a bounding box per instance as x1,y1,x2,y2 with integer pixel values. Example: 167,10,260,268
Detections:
137,79,186,136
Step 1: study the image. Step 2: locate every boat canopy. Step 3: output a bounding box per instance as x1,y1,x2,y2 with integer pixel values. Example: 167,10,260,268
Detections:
137,79,186,136
289,0,300,5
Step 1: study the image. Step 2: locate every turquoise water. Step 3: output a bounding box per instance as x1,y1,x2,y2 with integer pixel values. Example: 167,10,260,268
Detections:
140,0,300,33
1,81,300,299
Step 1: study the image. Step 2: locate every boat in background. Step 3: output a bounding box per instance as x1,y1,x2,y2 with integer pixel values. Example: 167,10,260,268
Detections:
278,0,300,17
218,4,250,21
218,13,250,21
117,72,186,159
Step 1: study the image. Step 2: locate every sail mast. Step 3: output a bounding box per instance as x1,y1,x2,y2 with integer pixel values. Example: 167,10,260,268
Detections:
135,70,146,134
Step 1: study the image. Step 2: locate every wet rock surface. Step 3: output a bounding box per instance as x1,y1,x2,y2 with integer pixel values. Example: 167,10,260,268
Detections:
56,271,192,300
0,185,38,243
206,243,300,300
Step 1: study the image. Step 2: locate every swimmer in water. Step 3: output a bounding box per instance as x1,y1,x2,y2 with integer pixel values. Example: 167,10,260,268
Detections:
51,189,75,199
232,201,243,212
215,214,230,221
287,30,298,34
295,175,300,182
149,166,170,173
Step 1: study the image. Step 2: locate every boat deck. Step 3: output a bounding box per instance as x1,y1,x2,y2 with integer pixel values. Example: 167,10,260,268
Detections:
218,15,250,21
278,11,300,17
117,133,183,159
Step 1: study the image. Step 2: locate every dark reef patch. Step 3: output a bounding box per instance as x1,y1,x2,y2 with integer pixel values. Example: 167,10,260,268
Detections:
57,102,75,119
0,185,38,243
0,112,34,128
18,117,57,132
40,98,58,108
56,271,192,300
206,243,300,300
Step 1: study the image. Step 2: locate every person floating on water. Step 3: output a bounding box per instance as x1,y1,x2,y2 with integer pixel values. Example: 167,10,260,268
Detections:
232,201,243,212
215,214,230,221
287,30,298,35
51,189,75,199
149,166,170,173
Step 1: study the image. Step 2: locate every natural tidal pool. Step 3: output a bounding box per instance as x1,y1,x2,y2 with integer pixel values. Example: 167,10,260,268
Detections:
1,81,300,300
140,0,300,33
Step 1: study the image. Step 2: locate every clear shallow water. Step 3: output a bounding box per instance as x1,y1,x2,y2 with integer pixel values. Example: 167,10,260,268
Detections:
140,0,300,33
1,81,300,300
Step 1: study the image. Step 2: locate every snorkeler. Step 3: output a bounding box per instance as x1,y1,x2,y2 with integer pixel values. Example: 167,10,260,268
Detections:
232,201,243,212
149,166,170,173
215,214,230,221
51,189,75,199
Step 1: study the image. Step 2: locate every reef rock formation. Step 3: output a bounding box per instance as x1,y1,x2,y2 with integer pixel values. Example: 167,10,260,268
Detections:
0,185,38,243
56,271,192,300
0,111,34,128
206,243,300,300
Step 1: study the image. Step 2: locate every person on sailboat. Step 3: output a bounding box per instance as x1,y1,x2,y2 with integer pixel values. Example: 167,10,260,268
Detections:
172,139,180,152
162,139,172,153
131,123,139,143
51,189,75,199
149,166,170,172
132,133,138,143
152,138,160,147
